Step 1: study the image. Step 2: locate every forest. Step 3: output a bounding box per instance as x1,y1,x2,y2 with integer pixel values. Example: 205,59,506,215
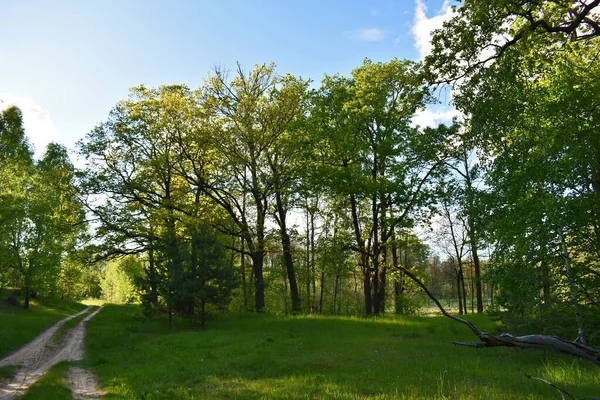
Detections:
1,0,600,361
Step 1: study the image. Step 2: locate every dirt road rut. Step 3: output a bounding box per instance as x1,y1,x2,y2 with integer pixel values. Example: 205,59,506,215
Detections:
0,306,103,399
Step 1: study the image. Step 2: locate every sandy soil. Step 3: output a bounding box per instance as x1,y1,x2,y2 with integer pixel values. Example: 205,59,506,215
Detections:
67,366,103,400
0,306,103,399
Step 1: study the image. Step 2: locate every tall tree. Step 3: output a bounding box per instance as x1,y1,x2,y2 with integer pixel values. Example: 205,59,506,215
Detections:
456,39,599,343
78,85,211,323
0,106,33,293
20,143,84,308
200,63,307,312
310,59,452,314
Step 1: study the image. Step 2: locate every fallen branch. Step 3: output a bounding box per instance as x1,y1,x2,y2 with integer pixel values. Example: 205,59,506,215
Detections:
522,373,575,400
396,265,600,366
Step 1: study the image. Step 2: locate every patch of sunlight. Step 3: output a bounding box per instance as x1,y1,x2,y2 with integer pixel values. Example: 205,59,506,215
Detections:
543,360,600,387
202,374,362,399
81,298,105,306
291,313,428,327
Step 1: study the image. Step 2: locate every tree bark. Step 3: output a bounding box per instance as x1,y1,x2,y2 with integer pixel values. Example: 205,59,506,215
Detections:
251,250,265,312
275,190,301,312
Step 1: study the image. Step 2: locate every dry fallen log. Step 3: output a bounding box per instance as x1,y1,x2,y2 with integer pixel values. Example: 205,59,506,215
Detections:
397,265,600,366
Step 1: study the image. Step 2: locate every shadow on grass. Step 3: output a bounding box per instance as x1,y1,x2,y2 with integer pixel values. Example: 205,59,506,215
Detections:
84,305,599,399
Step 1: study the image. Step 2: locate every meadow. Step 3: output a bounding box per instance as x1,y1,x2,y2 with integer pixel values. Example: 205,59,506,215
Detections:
3,299,599,399
79,305,599,399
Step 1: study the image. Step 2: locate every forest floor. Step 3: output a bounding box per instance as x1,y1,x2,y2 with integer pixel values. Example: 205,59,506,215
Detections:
0,306,103,399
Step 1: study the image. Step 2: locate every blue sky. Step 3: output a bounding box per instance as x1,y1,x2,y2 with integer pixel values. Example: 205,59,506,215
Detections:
1,0,454,158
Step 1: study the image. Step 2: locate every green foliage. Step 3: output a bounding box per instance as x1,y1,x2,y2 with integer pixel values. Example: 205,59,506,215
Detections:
425,0,600,337
307,58,453,315
101,257,141,304
0,106,86,307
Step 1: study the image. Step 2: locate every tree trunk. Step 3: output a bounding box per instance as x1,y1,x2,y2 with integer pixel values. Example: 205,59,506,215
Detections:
377,246,388,314
371,268,380,315
241,236,248,311
456,270,464,315
305,205,311,312
148,236,158,305
319,271,325,313
275,190,301,312
251,250,265,312
24,284,30,310
363,266,372,315
471,244,484,313
311,208,317,313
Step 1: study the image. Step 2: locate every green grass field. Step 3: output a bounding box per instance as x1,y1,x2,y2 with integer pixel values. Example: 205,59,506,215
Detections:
82,305,600,399
0,292,87,359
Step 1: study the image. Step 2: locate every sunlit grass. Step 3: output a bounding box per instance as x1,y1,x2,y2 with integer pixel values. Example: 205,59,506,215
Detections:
84,305,600,399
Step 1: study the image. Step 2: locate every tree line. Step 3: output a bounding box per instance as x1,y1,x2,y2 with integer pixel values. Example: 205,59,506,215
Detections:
1,0,598,342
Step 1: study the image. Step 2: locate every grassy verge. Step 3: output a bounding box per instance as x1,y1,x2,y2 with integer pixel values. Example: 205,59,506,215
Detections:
20,362,72,400
0,292,87,359
85,305,600,399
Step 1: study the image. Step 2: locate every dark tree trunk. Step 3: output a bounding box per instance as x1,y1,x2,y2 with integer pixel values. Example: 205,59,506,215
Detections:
241,236,248,310
251,251,265,312
275,190,301,312
311,209,317,312
460,266,468,315
371,268,380,315
378,252,388,314
305,206,311,312
457,271,464,315
363,266,372,315
391,229,403,315
24,285,30,310
148,237,158,305
472,245,483,313
319,271,325,313
200,298,206,328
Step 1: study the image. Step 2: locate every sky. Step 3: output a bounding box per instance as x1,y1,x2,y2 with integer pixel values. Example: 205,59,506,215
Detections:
0,0,456,159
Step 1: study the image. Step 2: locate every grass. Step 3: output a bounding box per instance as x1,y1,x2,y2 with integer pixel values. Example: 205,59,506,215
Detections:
20,362,72,400
84,305,600,399
0,365,17,383
0,291,87,359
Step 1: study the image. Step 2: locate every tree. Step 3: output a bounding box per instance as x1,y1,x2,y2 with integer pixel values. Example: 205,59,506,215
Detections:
100,256,141,304
79,85,208,323
0,106,33,296
427,0,600,84
192,224,238,326
309,59,452,314
18,143,84,308
200,63,307,312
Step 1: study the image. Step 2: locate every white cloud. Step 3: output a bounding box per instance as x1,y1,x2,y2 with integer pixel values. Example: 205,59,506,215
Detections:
412,0,455,60
412,107,461,128
350,28,386,42
0,93,57,158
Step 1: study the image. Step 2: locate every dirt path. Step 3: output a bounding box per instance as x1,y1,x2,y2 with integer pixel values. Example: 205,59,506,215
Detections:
0,306,103,399
67,367,103,399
